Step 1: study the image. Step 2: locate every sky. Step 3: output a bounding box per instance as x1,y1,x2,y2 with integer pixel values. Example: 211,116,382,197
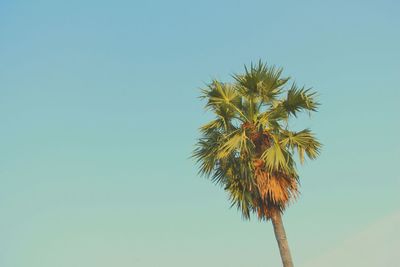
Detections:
0,0,399,266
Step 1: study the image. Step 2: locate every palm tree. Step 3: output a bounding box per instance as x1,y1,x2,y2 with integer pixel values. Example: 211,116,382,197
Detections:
193,61,321,267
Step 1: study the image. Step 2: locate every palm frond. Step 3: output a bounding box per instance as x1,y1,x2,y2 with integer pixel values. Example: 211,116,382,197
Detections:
280,84,319,117
216,129,247,159
202,81,248,122
280,129,322,163
261,140,294,174
200,119,224,134
193,131,222,177
232,61,287,103
257,108,285,129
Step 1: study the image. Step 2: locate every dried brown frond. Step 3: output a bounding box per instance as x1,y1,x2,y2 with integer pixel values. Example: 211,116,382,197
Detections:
253,163,299,220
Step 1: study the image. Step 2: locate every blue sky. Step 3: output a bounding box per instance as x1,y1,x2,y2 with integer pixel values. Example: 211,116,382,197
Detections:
1,1,399,266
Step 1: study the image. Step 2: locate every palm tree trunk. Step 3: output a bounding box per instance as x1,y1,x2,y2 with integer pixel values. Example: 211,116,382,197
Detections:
271,210,294,267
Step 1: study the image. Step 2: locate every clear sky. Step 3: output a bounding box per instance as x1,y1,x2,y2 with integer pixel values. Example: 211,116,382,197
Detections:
1,0,399,266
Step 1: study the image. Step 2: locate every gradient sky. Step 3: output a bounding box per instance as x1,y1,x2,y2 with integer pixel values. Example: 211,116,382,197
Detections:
1,1,399,266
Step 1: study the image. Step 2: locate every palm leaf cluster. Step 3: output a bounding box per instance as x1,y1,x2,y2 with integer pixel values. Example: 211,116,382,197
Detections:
193,61,321,220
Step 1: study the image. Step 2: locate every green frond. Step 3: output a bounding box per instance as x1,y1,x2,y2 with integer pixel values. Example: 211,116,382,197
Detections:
224,161,255,220
216,129,251,159
226,177,253,219
280,129,322,163
202,81,248,122
200,119,224,134
261,140,294,174
281,84,319,117
257,108,285,129
232,61,287,104
241,97,259,122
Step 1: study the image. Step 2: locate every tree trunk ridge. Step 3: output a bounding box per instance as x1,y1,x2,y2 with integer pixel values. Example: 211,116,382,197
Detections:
271,210,294,267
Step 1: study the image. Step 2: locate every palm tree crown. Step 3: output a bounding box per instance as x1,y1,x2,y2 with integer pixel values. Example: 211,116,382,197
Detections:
193,61,321,220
